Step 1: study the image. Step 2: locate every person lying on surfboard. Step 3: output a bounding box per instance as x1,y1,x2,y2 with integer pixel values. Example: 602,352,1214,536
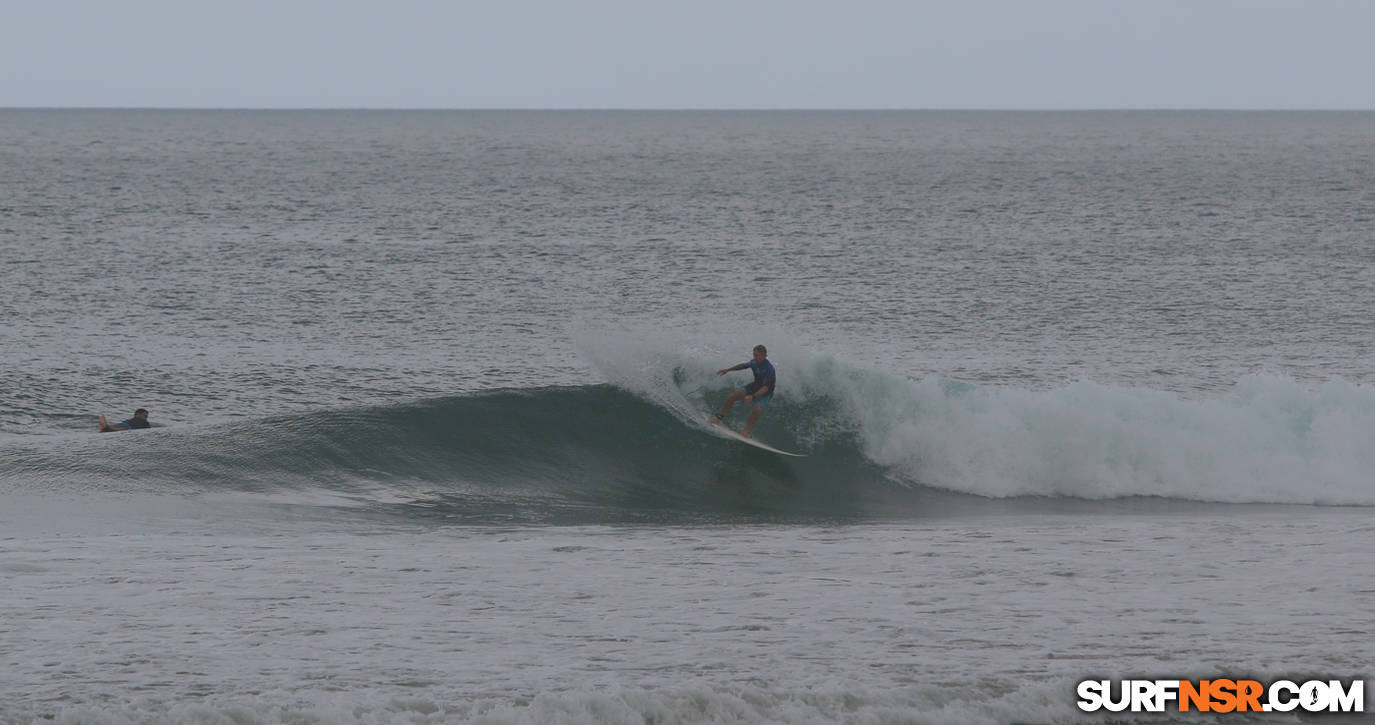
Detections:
99,408,151,432
709,345,775,438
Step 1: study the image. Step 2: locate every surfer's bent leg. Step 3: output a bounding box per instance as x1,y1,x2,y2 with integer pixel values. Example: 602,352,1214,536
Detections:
715,390,746,419
742,394,769,437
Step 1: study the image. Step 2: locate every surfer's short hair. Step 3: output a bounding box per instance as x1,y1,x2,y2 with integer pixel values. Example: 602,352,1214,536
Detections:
134,408,149,416
753,345,767,356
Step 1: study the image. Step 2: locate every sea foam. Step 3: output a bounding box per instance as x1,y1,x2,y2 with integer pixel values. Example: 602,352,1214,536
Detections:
580,328,1375,505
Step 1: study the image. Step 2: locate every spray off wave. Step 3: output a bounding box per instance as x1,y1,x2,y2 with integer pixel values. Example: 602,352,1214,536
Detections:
846,370,1375,505
583,334,1375,507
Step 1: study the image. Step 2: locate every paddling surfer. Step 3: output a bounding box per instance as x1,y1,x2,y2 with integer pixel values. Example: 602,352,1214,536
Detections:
710,345,775,438
99,408,151,432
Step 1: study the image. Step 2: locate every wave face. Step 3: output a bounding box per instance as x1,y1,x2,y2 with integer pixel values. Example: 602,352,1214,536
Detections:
5,357,1374,522
0,384,915,524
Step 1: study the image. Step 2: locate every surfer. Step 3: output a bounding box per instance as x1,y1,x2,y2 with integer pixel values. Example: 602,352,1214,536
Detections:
99,408,151,432
709,345,775,438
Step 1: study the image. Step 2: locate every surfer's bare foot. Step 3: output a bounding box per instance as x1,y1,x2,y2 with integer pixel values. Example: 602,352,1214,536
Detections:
709,414,723,424
741,430,753,439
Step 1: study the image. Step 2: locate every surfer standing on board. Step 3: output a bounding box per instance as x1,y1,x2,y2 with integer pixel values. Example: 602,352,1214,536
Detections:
710,345,775,438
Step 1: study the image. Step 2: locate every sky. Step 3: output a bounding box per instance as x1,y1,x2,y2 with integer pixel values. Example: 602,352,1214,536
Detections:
3,0,1373,109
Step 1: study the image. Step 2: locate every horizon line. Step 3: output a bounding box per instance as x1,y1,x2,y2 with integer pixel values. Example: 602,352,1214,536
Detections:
3,105,1374,113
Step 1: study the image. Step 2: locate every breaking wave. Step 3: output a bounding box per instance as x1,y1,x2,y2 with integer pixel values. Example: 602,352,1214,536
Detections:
4,346,1374,522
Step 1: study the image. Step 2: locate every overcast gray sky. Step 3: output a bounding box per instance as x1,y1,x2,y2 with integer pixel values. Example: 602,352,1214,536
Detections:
3,0,1373,109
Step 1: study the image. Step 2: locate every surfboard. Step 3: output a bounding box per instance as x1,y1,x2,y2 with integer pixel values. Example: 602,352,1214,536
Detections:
706,416,806,457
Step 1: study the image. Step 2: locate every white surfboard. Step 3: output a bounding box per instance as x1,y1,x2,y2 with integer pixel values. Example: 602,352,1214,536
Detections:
706,416,806,457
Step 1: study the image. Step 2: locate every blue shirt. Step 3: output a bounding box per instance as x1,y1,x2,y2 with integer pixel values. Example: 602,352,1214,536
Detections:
743,359,776,396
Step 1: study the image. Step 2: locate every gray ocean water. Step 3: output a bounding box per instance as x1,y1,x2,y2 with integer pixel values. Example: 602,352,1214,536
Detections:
2,110,1374,723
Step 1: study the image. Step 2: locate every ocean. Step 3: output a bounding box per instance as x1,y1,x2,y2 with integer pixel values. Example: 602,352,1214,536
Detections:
1,109,1372,724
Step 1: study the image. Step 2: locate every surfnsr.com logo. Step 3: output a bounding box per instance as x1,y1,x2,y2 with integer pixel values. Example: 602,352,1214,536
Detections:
1077,679,1364,713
